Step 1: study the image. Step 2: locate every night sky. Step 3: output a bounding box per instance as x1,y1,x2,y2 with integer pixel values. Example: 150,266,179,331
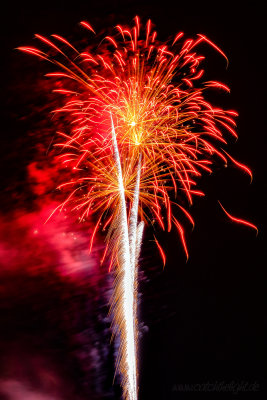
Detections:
0,1,266,399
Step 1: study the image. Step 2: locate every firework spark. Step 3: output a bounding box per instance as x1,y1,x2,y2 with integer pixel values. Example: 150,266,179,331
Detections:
18,16,256,399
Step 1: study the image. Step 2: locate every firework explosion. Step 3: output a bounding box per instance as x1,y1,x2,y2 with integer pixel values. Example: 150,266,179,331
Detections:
18,16,257,400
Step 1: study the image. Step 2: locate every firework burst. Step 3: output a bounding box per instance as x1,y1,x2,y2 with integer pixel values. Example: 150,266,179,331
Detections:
18,16,257,400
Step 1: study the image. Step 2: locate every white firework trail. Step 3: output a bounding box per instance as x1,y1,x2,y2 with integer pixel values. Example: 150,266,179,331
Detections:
129,154,142,267
110,113,138,400
135,221,144,265
128,155,143,396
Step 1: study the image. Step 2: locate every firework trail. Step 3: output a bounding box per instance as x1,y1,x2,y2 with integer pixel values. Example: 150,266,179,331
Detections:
18,16,257,399
110,113,137,399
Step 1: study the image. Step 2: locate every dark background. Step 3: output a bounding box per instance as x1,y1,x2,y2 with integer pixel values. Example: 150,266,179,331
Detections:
0,1,266,399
